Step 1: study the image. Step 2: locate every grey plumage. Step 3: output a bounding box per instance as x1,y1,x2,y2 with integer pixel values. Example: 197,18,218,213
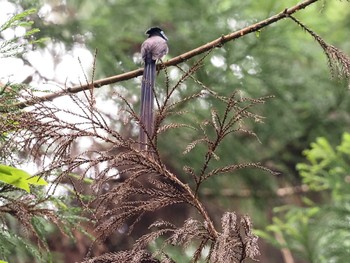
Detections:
139,27,168,150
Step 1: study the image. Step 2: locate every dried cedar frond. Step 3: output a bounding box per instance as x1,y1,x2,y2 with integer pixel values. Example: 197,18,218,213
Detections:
93,174,187,242
205,162,279,180
209,212,260,263
241,215,260,259
167,218,210,248
289,15,350,85
81,250,160,263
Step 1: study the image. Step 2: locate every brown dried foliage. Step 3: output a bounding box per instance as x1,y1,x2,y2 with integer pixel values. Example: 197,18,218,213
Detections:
288,15,350,86
0,190,62,250
0,52,273,262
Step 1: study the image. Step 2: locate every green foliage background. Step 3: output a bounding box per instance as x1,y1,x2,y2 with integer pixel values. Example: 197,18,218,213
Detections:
258,132,350,263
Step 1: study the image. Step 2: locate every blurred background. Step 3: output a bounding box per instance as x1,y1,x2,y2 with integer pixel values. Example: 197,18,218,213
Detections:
1,0,350,262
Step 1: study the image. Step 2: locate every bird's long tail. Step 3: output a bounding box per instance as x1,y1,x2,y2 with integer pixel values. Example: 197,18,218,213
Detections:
139,59,156,150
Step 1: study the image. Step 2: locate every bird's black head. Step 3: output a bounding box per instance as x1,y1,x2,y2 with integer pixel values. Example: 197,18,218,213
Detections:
145,27,168,41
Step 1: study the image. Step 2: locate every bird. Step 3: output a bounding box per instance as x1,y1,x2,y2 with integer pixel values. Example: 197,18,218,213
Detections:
139,27,168,151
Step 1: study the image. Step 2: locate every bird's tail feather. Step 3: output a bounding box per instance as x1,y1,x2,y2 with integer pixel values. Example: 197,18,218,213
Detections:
139,60,156,150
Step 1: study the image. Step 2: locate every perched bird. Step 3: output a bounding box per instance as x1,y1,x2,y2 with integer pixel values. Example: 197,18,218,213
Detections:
139,27,168,150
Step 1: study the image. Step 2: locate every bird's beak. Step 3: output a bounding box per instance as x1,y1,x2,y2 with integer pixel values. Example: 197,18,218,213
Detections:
160,30,168,41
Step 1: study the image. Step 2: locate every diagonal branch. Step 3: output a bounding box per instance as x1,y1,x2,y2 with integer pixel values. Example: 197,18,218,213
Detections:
1,0,319,111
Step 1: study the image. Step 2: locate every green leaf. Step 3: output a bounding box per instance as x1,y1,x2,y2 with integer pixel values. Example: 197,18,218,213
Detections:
255,30,261,38
0,8,37,32
0,164,48,193
26,176,48,186
337,132,350,155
